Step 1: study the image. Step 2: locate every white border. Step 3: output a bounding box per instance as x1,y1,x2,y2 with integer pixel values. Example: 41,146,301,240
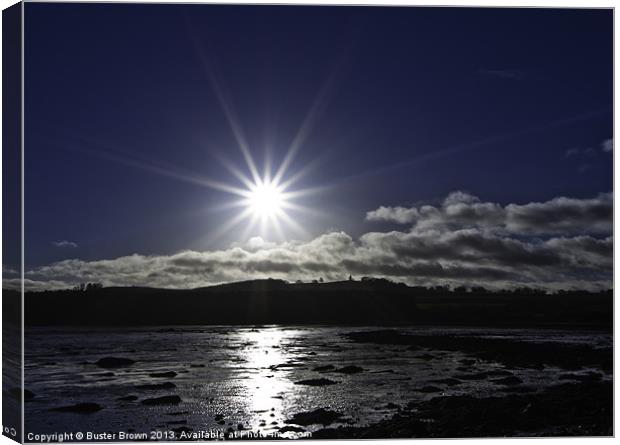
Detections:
0,2,616,445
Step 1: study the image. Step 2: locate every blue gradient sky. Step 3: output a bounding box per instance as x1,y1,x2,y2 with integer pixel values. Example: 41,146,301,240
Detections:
21,4,612,272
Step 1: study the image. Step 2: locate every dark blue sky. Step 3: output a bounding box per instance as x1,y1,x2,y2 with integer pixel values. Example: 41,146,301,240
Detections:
23,4,612,269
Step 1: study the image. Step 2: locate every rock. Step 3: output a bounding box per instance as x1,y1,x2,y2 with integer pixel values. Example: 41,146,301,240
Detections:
335,366,364,374
214,414,224,421
385,402,400,410
141,395,182,406
313,365,336,372
190,364,205,368
431,378,462,386
93,372,115,377
135,382,176,390
149,371,177,378
285,408,343,426
492,376,523,386
96,357,135,369
415,386,443,393
486,369,514,377
52,403,103,414
559,372,603,382
172,427,192,434
270,363,304,370
117,395,138,402
416,354,435,360
294,378,339,386
454,372,490,381
279,426,306,433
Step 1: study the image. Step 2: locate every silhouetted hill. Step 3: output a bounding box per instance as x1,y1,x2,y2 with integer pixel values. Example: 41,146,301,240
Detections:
3,279,612,327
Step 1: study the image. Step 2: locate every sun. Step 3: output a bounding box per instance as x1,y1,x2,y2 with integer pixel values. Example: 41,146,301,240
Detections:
247,181,285,218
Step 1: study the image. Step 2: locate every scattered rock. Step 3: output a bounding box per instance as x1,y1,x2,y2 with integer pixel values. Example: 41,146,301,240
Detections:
149,371,177,378
454,372,490,381
172,427,192,434
294,378,339,386
334,366,364,374
486,369,514,377
431,378,462,386
135,382,176,390
492,376,523,386
415,386,443,393
52,403,103,414
285,408,343,426
279,426,306,433
141,395,182,406
559,372,602,382
96,357,135,369
313,365,336,372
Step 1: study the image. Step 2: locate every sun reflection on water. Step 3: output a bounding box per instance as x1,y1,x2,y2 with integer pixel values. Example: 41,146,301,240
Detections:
238,327,297,430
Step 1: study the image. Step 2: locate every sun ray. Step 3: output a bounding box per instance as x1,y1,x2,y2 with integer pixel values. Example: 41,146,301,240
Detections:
186,21,262,185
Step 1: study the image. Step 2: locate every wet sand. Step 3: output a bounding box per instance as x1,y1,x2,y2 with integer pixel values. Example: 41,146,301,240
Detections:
22,326,612,440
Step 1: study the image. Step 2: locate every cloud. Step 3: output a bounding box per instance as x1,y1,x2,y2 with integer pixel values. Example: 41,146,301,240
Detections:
601,138,613,153
367,191,612,237
366,206,419,224
16,191,612,293
565,147,595,158
53,240,78,248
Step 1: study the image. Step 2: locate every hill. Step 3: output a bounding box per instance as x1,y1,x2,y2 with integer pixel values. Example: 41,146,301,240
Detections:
2,279,612,327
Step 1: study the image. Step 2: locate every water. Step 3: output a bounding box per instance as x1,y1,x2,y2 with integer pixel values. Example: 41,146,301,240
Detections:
23,326,612,439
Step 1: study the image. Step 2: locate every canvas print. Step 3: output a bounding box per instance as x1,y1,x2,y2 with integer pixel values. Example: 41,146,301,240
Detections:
2,2,613,442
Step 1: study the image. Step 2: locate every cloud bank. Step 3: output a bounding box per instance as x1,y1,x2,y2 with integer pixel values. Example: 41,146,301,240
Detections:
8,192,613,292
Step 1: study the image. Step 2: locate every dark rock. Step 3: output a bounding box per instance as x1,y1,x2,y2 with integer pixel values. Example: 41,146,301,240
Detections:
52,403,103,414
486,369,513,377
431,378,462,386
190,364,205,368
149,371,177,378
135,382,176,390
117,395,138,402
335,366,364,374
415,386,443,393
141,395,182,406
313,365,336,372
96,357,135,369
285,408,343,426
559,372,603,382
172,427,192,434
492,376,523,386
279,426,306,433
454,372,490,381
294,378,339,386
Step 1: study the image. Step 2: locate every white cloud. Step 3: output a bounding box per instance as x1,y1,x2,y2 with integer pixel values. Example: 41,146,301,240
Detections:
52,240,78,248
601,138,613,153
